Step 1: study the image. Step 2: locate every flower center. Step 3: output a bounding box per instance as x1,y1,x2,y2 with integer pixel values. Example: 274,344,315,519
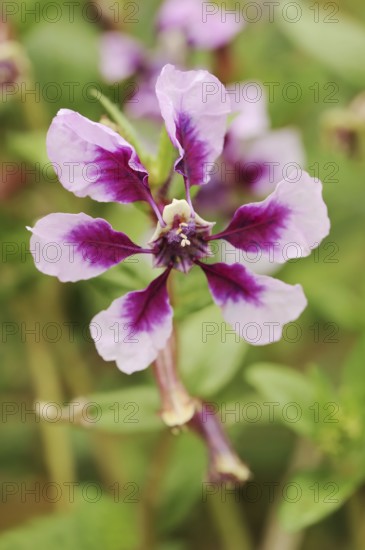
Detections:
149,199,214,273
175,222,190,247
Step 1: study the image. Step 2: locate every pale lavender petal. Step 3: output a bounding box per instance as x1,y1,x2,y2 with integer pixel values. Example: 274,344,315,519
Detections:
100,32,144,83
200,262,307,345
219,241,282,276
47,109,151,204
125,62,162,121
91,269,173,374
239,128,306,196
156,64,230,187
157,0,244,50
225,82,305,196
211,171,330,263
227,83,269,142
28,213,144,282
126,77,161,120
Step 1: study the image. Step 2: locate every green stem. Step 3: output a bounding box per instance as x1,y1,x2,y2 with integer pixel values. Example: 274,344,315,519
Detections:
348,488,365,550
27,339,76,512
207,490,253,550
17,283,76,512
21,76,49,131
259,438,320,550
50,284,127,488
139,430,174,550
90,432,126,487
91,89,151,168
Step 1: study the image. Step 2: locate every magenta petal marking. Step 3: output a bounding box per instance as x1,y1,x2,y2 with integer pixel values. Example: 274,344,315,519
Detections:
155,65,230,188
198,261,264,305
175,111,209,187
91,269,173,374
66,217,144,268
28,212,145,282
46,109,152,205
211,172,330,263
211,200,290,252
89,146,151,203
199,261,307,345
121,268,172,333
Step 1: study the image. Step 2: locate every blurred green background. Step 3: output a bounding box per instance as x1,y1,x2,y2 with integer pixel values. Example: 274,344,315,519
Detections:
1,0,365,548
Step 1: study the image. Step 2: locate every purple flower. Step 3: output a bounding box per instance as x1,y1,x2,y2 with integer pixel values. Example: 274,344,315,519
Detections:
225,82,306,196
0,27,29,91
0,57,19,87
124,58,166,122
99,32,144,83
197,82,306,216
28,64,330,375
157,0,244,50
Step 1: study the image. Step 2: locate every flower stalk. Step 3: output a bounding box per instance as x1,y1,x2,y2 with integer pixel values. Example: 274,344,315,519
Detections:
189,401,251,483
213,44,235,85
152,332,196,427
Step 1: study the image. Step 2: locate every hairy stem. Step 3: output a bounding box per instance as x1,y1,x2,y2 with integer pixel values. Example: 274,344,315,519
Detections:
152,331,196,427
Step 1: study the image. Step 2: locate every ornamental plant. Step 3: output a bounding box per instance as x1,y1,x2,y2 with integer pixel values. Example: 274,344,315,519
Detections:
28,64,330,481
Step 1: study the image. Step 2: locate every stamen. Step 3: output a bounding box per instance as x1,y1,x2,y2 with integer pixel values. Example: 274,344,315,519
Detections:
175,222,192,248
180,236,191,247
151,199,214,272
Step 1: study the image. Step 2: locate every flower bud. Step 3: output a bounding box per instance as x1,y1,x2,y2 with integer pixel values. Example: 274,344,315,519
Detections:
189,401,251,484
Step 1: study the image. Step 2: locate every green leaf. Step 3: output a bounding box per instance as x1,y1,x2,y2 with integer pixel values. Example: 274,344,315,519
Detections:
279,466,361,532
81,386,163,434
0,492,139,550
179,304,247,397
7,131,48,165
308,366,337,407
276,2,365,87
173,268,213,321
245,363,317,437
149,126,176,186
306,280,365,331
341,335,365,401
24,19,100,116
0,514,75,550
242,366,343,454
339,336,365,442
92,91,138,148
159,433,206,532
